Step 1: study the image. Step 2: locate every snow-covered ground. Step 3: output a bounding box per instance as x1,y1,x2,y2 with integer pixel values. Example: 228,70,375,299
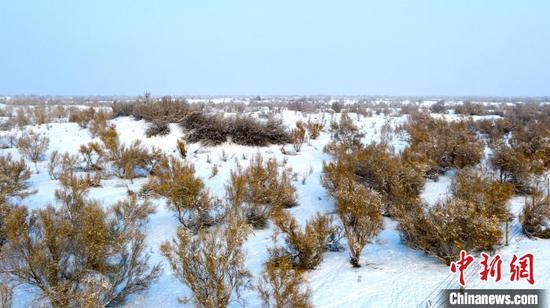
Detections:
1,108,548,308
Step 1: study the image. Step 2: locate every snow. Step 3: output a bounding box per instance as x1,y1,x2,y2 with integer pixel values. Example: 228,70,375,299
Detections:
1,106,549,308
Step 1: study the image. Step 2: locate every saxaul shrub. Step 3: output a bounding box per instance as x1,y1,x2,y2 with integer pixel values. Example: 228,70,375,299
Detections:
143,157,223,232
145,121,170,137
0,154,34,201
291,121,306,152
306,118,324,140
0,154,34,248
176,138,187,158
403,114,483,174
131,99,190,123
398,170,511,265
521,190,550,239
334,180,383,267
68,107,97,128
48,150,78,180
257,254,312,308
161,211,252,308
226,153,296,228
79,141,105,171
450,168,513,222
323,142,424,217
399,198,502,264
331,113,360,148
0,192,162,307
271,210,338,271
181,112,290,146
16,130,50,165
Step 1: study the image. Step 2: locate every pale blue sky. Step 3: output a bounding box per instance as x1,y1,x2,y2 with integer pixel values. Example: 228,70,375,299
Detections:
0,0,548,96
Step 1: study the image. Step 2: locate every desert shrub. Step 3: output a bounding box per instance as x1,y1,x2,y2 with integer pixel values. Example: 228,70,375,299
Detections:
323,142,424,217
399,198,502,264
68,107,96,128
98,126,161,180
176,138,187,158
32,106,49,124
334,180,383,267
257,254,312,308
79,141,105,171
0,192,162,307
455,101,484,116
451,169,513,221
161,212,252,308
16,130,50,164
14,108,31,127
143,157,223,232
111,101,135,118
99,124,119,153
271,210,337,271
398,171,511,265
181,112,290,146
54,168,101,214
332,113,360,148
145,121,170,137
132,99,189,123
520,191,550,239
291,121,306,152
48,150,78,180
306,118,324,140
87,109,112,137
404,114,483,174
331,101,343,113
114,141,162,180
0,154,34,201
227,154,296,228
429,101,447,114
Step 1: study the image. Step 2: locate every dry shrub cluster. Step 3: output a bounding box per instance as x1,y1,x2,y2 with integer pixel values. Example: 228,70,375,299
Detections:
306,118,324,140
333,179,383,267
257,254,312,308
161,212,252,308
454,101,484,116
79,141,105,171
330,113,360,148
403,113,483,176
399,169,512,264
475,103,550,192
182,112,290,146
227,154,296,228
68,107,113,137
143,157,223,232
98,125,162,180
0,154,34,248
520,190,550,239
16,130,50,165
324,142,424,217
0,190,161,307
271,210,339,271
291,121,306,152
48,150,78,180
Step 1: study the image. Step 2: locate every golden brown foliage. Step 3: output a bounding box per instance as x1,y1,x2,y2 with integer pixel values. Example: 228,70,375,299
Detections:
257,255,312,308
144,157,222,232
334,180,383,267
306,119,324,140
404,114,483,174
227,153,296,228
520,190,550,239
161,212,252,308
272,210,338,271
16,130,50,163
291,121,306,152
0,192,161,307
